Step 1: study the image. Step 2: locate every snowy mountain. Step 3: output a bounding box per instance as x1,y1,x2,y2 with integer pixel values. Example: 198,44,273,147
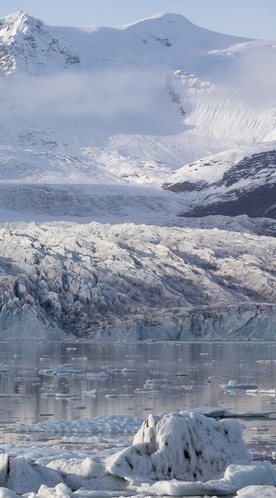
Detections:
0,11,275,218
163,142,276,218
0,11,246,75
0,11,275,340
0,11,80,75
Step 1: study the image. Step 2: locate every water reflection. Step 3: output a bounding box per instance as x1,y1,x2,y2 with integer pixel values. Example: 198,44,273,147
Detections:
0,341,275,455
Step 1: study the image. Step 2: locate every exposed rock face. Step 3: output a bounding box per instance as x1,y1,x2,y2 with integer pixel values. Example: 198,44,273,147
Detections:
163,148,276,219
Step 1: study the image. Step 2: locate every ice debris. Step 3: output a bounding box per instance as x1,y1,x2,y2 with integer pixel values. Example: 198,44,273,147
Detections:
1,409,276,496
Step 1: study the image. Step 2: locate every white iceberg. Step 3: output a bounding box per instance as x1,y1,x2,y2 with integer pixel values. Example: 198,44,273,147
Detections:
0,454,63,495
225,380,258,390
107,410,276,496
237,485,276,497
107,411,252,482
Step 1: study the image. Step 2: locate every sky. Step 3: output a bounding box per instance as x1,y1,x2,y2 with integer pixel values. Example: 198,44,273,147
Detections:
0,0,275,40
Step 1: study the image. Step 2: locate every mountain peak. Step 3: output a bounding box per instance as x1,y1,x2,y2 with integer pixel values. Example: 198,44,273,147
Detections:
0,11,79,76
120,11,193,31
1,11,45,38
150,12,193,24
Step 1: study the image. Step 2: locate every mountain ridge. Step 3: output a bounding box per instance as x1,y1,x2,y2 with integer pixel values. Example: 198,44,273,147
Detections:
0,10,249,76
0,10,275,221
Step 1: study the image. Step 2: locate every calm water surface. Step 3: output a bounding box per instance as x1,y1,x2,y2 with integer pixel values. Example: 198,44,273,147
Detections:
0,341,275,458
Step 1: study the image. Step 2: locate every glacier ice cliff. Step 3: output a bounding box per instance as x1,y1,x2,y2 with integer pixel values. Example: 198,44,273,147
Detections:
0,220,275,341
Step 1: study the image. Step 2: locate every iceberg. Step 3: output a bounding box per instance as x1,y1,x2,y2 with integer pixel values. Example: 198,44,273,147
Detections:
225,380,258,390
107,410,253,482
107,410,276,496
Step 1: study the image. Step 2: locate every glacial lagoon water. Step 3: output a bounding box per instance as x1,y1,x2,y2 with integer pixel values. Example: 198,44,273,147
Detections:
0,341,275,459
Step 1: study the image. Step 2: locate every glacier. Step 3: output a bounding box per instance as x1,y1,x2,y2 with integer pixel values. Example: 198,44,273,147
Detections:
0,219,274,341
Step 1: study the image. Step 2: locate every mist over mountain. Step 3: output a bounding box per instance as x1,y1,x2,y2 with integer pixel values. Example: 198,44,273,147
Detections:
0,10,275,340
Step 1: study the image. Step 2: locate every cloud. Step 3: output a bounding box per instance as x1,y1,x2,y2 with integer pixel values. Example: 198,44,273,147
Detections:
3,67,183,136
232,45,276,107
18,70,155,116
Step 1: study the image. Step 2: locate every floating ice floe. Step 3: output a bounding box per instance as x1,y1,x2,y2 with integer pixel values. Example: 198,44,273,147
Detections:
86,371,109,379
107,411,253,482
224,379,258,390
256,360,276,364
195,406,276,419
105,394,135,399
246,388,276,397
54,393,81,400
0,454,63,495
16,415,142,436
0,365,9,372
82,389,98,397
144,378,171,387
71,357,88,361
38,364,82,377
121,367,138,374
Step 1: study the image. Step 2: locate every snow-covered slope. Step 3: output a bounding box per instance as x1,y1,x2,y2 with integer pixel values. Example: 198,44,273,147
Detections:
0,11,246,76
0,11,275,197
0,12,79,75
163,142,276,218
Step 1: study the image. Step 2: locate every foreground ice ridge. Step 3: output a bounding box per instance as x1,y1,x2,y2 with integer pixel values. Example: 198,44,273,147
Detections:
1,410,276,497
0,220,275,340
